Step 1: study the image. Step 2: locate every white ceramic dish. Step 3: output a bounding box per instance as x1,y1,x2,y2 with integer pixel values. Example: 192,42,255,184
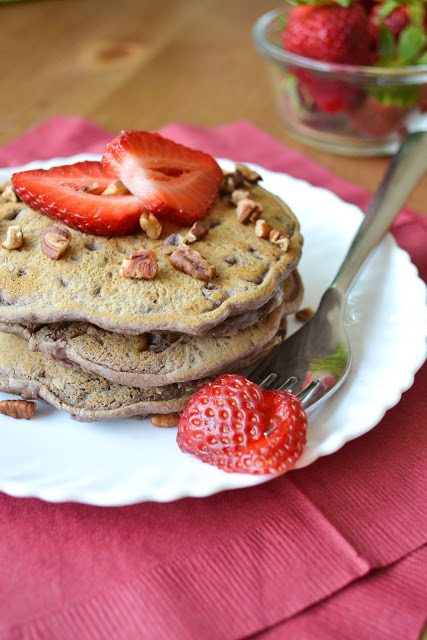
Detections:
0,155,426,505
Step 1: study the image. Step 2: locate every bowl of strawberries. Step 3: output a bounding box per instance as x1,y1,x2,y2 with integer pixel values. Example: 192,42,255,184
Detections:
253,0,427,155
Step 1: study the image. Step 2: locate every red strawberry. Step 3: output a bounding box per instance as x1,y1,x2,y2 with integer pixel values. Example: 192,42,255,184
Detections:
369,3,411,45
11,161,144,236
102,130,223,224
282,3,371,65
349,95,407,137
358,0,375,14
177,374,307,475
295,68,360,113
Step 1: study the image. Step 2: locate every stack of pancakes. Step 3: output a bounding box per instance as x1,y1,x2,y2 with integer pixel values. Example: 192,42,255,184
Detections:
0,172,303,422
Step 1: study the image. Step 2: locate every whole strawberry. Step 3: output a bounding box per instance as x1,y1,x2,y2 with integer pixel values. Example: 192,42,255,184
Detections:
177,374,307,475
282,1,371,65
369,1,427,49
294,68,360,112
281,1,371,113
349,2,427,137
348,95,407,136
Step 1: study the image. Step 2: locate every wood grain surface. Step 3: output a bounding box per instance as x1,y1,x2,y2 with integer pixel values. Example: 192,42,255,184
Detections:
1,0,426,214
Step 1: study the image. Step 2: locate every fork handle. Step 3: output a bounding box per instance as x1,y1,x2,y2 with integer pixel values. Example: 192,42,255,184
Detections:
331,130,427,296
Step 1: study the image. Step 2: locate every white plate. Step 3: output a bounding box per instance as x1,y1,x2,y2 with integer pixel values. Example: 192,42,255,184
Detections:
0,155,426,505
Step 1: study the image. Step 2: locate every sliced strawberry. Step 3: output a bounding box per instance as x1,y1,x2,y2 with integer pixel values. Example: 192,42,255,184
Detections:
102,131,223,224
11,161,144,236
177,374,307,475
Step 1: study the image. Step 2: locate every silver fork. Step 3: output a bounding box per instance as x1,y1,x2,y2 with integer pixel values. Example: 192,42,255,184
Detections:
250,130,427,411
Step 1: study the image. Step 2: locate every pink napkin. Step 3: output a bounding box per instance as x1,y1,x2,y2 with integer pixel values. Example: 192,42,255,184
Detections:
0,118,426,640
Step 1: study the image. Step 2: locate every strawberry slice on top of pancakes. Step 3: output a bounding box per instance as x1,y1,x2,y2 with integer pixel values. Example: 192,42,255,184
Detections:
102,130,223,225
11,131,223,235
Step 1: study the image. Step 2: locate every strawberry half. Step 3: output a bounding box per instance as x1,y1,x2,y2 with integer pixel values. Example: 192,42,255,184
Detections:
177,374,307,475
11,161,144,236
102,130,223,224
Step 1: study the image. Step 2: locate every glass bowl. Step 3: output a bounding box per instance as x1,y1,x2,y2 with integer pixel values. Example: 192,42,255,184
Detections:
253,8,427,156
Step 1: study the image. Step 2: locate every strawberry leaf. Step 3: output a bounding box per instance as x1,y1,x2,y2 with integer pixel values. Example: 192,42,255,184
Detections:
367,83,420,108
408,2,426,27
398,24,427,64
378,24,395,64
416,50,427,63
278,12,288,29
282,74,306,116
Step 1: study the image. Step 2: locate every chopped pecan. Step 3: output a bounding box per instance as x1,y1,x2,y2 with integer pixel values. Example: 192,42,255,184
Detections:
150,412,181,428
249,208,263,223
186,221,209,243
269,228,290,251
231,188,251,205
121,249,158,280
2,225,23,250
236,198,263,224
296,307,315,322
269,228,281,243
268,229,290,251
139,211,162,240
276,235,290,251
101,180,130,195
0,399,35,419
254,219,272,238
169,244,216,281
235,163,262,183
220,164,262,194
220,173,239,194
162,233,187,254
1,184,19,202
40,226,72,260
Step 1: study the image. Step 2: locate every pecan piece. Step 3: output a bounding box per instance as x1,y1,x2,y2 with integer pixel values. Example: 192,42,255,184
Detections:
0,399,35,420
236,198,263,224
150,412,181,428
40,226,72,260
1,184,19,202
2,225,23,250
139,211,162,240
220,173,239,194
220,165,261,194
186,221,209,243
235,163,262,183
269,229,290,251
296,307,315,322
254,219,272,239
101,180,130,195
169,244,216,281
276,235,290,251
121,249,158,280
230,188,251,205
162,233,187,254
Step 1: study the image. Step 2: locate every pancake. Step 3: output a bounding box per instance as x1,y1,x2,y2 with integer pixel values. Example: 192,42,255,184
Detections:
0,180,303,335
0,326,287,422
201,265,302,337
0,271,302,387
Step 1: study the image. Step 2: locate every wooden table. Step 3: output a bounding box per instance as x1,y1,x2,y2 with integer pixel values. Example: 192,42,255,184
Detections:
1,0,426,214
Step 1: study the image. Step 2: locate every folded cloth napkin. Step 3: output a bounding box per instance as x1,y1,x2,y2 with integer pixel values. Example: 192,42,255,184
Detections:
0,118,426,640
